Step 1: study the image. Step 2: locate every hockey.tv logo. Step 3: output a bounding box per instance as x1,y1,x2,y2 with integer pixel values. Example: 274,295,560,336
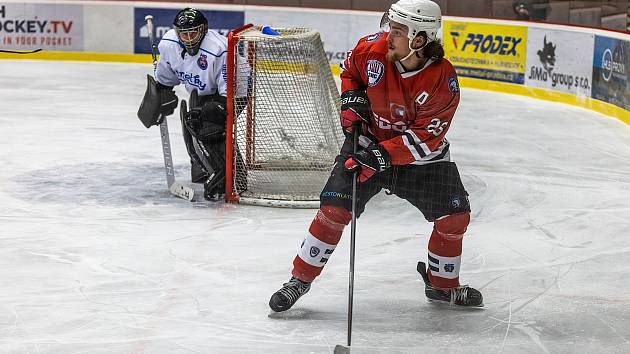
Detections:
451,32,521,56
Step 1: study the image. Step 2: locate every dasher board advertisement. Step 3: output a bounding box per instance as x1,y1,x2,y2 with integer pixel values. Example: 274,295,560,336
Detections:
134,8,244,54
443,21,527,84
0,3,83,51
592,36,629,111
525,28,594,97
246,9,380,65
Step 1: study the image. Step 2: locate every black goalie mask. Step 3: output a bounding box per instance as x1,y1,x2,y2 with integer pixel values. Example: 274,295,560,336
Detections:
173,8,208,56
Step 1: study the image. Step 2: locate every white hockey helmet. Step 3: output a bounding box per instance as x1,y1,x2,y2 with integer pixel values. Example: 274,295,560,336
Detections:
387,0,442,42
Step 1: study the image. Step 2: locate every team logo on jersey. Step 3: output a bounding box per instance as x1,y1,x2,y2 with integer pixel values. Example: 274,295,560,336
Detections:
390,103,406,121
448,77,459,93
366,32,382,42
366,60,385,87
197,54,208,70
310,246,321,258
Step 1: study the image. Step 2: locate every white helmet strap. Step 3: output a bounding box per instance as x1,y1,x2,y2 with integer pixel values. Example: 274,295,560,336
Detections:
400,35,426,62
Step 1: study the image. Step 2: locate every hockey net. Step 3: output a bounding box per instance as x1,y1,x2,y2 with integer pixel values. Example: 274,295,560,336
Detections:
225,25,343,208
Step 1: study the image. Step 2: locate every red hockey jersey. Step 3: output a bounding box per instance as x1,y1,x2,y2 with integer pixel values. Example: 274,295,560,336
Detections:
340,32,461,166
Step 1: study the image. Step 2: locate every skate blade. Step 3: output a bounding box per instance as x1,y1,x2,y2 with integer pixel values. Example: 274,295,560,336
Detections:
267,308,309,319
426,298,485,309
334,344,350,354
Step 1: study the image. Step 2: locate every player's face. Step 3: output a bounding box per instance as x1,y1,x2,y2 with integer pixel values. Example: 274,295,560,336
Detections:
386,21,410,62
178,29,200,44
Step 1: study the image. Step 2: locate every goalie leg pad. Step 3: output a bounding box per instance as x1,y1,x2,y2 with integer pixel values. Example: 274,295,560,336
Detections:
185,92,228,144
427,212,470,288
181,99,210,183
199,141,226,200
292,206,351,282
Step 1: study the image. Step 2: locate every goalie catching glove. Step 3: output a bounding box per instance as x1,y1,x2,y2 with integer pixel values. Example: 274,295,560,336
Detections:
340,89,371,134
136,75,178,128
344,143,391,182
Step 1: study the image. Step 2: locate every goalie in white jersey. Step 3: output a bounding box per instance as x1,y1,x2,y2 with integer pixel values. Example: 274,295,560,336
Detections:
138,8,249,200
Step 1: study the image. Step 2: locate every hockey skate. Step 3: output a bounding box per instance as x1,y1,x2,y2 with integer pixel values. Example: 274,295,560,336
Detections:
269,277,311,312
203,171,225,201
417,262,483,307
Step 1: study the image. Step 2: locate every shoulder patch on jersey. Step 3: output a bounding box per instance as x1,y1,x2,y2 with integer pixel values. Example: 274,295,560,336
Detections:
197,54,208,70
366,59,385,87
365,32,382,42
448,76,459,93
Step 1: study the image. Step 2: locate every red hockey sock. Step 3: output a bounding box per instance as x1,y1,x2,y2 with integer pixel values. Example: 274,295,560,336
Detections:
427,212,469,289
292,206,351,282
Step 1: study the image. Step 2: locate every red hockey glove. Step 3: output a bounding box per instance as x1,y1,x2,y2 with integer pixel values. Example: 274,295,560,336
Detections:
340,89,371,134
344,143,391,182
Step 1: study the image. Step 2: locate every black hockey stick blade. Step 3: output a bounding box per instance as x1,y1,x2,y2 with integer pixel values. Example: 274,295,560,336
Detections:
334,344,350,354
0,48,42,54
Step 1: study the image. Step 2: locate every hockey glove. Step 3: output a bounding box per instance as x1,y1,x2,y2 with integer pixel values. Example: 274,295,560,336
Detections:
137,75,178,128
340,89,371,134
344,143,391,182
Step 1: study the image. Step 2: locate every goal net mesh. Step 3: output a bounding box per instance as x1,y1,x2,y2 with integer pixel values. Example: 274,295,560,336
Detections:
228,26,343,206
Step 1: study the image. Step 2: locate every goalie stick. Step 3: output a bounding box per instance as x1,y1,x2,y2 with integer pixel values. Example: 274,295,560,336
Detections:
144,15,194,201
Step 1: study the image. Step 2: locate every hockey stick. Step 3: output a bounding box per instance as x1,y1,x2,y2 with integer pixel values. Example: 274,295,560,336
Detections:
334,123,361,354
0,48,42,54
145,15,194,201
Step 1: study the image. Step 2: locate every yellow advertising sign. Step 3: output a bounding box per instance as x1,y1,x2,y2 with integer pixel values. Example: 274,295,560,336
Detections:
443,21,528,84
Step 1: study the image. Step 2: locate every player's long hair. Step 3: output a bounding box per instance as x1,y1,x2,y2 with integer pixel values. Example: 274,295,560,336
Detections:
417,32,445,60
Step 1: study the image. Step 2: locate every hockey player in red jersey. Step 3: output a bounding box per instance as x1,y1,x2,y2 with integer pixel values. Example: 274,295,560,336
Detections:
269,0,483,311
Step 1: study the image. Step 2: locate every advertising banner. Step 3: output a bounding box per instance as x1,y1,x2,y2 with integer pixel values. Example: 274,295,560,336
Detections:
0,3,83,51
246,9,380,65
443,21,527,84
134,8,244,54
525,28,593,97
592,36,629,111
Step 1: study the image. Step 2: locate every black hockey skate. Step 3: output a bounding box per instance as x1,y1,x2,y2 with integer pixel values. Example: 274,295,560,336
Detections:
269,277,311,312
417,262,483,307
203,171,225,201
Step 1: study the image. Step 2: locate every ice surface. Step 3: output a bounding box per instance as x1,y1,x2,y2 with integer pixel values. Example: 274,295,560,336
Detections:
1,60,629,354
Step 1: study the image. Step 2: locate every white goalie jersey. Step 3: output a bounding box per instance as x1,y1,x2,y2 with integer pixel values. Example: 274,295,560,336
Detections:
155,29,248,97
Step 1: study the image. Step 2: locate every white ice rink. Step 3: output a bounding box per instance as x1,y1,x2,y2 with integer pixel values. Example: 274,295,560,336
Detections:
1,60,629,354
